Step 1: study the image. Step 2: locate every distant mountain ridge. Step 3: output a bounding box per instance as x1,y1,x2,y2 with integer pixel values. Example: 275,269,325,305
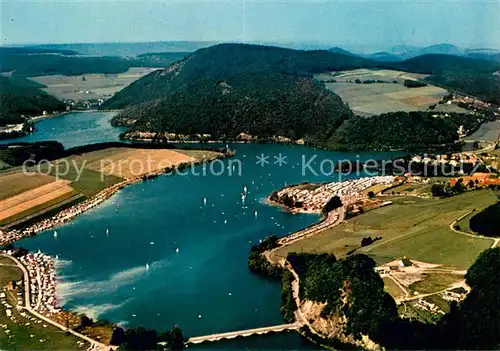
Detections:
352,43,500,62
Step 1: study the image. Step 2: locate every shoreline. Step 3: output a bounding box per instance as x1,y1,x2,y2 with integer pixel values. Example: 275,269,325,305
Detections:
0,251,108,348
0,151,231,246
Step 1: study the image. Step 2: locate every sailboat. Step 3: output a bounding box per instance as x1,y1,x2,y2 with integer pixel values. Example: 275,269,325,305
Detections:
53,231,58,238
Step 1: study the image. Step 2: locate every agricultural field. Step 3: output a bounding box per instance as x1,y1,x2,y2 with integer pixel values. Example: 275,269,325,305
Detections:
0,147,217,227
0,173,56,201
0,173,84,227
315,69,467,116
465,120,500,142
0,256,86,350
0,180,75,221
274,190,499,269
68,147,201,179
28,67,158,101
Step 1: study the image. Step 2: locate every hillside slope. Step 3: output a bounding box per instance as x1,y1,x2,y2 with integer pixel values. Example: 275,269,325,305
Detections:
114,71,353,143
390,54,500,103
102,43,374,109
0,76,65,126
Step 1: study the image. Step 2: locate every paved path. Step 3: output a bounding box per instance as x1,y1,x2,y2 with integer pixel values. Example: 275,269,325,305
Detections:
0,254,107,350
187,322,303,344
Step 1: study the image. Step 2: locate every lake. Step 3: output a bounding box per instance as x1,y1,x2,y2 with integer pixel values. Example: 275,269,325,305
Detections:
8,112,398,350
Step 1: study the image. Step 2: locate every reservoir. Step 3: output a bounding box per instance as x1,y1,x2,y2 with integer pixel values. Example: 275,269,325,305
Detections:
8,112,398,349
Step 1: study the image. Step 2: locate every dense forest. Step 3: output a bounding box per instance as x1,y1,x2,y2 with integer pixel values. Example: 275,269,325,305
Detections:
102,43,374,109
0,48,187,79
0,52,134,77
280,248,500,349
101,44,500,151
0,141,64,166
113,71,353,143
325,111,484,151
287,253,397,340
469,201,500,236
103,44,500,110
110,325,185,350
134,52,190,67
0,76,65,126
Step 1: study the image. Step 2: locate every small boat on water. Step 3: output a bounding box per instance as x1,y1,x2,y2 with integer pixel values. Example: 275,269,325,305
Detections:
176,248,180,253
53,231,58,238
146,263,150,271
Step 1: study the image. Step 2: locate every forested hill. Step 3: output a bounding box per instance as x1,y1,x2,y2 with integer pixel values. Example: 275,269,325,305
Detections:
0,76,65,126
104,43,500,148
102,43,374,109
390,54,500,103
114,71,353,143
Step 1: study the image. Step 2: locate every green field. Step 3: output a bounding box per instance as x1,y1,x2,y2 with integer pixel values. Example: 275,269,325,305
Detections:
0,257,86,350
382,182,434,195
409,273,464,295
39,161,123,197
275,190,498,269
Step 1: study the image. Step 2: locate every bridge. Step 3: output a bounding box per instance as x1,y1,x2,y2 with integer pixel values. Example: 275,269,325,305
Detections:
186,322,303,344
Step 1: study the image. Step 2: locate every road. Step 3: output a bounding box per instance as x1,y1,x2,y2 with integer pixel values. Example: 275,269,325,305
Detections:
449,210,499,248
0,254,107,350
265,207,345,264
261,207,346,339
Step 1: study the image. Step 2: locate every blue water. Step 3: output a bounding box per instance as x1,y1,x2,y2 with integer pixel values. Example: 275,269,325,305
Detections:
0,111,126,148
8,112,399,350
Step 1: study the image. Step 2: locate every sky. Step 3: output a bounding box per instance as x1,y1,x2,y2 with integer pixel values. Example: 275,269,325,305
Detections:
2,0,500,50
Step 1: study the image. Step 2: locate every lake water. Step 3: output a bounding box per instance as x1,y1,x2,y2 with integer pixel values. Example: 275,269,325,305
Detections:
8,112,398,350
0,111,126,148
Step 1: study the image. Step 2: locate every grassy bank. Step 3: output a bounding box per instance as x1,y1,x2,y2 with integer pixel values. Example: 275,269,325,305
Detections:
274,190,499,269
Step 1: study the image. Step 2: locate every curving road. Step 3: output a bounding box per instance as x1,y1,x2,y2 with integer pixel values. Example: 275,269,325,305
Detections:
449,210,499,249
0,254,107,350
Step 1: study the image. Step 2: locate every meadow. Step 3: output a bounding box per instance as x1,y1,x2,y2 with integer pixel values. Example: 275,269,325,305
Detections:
274,190,499,269
28,67,158,101
315,69,467,116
